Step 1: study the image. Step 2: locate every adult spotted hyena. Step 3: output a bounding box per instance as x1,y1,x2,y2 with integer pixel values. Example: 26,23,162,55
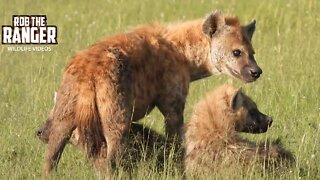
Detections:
39,10,262,175
184,83,293,177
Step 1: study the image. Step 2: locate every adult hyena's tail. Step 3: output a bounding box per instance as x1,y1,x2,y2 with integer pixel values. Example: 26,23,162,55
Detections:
76,79,105,157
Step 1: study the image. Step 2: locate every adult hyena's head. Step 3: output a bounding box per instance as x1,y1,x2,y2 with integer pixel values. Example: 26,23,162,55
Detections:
36,92,56,144
228,86,272,133
202,11,262,83
36,110,53,144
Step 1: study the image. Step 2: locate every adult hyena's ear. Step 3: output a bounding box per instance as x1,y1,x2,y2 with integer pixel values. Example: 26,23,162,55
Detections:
202,10,226,38
230,87,243,110
243,20,256,41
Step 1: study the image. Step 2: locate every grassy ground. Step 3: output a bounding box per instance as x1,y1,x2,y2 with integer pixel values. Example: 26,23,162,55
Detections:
0,0,319,179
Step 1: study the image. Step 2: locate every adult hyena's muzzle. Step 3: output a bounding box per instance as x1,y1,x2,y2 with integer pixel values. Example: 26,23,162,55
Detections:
240,64,262,82
248,66,262,79
36,119,52,144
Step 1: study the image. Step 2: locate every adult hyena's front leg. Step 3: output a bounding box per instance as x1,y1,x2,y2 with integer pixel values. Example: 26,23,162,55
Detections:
156,86,188,141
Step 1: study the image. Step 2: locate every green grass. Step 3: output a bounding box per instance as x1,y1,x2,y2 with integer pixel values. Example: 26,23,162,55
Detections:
1,0,320,179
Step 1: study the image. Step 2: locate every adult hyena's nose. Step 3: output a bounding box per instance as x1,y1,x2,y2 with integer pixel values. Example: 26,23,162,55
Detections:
249,67,262,78
36,128,43,137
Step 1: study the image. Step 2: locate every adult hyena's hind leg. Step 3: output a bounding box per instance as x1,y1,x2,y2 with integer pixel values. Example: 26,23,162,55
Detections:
92,76,132,175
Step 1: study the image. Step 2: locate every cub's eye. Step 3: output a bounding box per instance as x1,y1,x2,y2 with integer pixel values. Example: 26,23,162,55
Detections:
232,49,241,57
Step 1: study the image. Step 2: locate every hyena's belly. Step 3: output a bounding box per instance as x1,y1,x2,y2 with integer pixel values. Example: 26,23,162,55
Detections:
130,75,159,121
131,103,156,122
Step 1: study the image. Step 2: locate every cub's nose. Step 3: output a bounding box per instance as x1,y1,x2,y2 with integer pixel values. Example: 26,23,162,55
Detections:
249,67,262,78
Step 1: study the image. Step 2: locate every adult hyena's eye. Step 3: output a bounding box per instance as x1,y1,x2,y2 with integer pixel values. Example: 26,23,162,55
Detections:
232,49,241,57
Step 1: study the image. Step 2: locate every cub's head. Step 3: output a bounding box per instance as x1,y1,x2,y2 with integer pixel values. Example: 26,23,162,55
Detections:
202,10,262,83
223,83,272,133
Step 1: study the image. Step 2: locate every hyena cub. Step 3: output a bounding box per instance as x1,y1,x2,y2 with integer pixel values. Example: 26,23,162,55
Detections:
184,83,293,177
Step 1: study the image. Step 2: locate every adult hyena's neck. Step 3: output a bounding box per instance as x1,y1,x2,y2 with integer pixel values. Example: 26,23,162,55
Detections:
164,20,220,81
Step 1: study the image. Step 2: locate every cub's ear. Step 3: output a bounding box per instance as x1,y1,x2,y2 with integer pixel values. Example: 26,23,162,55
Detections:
202,10,226,38
243,19,256,41
231,87,243,110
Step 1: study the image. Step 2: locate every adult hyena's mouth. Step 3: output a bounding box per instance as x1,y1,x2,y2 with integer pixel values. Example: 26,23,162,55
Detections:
226,65,257,83
225,65,246,82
